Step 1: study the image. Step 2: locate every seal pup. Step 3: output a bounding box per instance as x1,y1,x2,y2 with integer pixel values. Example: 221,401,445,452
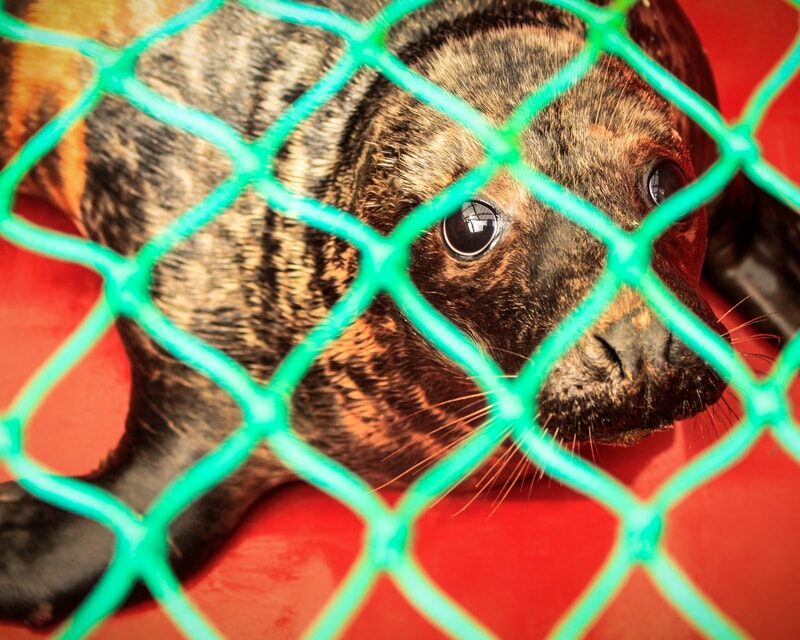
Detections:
0,0,796,625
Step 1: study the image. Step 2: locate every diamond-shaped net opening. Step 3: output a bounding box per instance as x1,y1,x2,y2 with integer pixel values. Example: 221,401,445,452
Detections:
1,0,799,638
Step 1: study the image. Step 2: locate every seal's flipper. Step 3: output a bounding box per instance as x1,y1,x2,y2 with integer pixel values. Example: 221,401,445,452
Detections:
705,174,800,345
0,369,284,626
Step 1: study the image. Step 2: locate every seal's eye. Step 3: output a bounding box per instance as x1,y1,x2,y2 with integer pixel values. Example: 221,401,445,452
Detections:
441,200,501,259
647,161,687,206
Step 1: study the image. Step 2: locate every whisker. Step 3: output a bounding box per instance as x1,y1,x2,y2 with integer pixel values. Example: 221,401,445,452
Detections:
489,440,524,505
526,416,555,501
697,403,710,447
721,312,776,338
489,446,531,518
586,419,599,464
730,332,781,347
699,390,717,442
721,394,742,425
452,437,517,516
702,405,716,443
713,396,732,429
717,295,751,322
713,402,732,436
425,422,516,511
381,400,494,462
400,390,491,421
740,351,776,364
488,345,534,362
476,439,518,490
710,395,737,436
465,373,518,385
373,427,480,491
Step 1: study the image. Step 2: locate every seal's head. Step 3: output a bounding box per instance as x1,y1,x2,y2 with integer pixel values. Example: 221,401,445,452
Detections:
327,24,725,474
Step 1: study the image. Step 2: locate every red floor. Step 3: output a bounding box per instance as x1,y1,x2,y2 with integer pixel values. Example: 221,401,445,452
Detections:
1,1,799,638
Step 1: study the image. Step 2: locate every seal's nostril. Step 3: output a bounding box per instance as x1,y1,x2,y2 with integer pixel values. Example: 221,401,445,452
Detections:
593,315,671,380
593,333,625,378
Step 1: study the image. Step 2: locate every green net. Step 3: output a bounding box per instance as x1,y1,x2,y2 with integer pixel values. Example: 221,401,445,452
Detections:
1,0,799,638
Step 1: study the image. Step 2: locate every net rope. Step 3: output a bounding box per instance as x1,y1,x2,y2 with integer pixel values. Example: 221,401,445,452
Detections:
0,0,799,638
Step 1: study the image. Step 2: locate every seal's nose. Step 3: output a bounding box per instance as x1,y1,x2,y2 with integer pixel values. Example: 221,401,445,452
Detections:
592,312,673,380
536,286,725,444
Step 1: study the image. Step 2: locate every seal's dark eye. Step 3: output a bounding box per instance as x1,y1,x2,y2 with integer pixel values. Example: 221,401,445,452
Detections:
647,161,687,206
441,200,501,259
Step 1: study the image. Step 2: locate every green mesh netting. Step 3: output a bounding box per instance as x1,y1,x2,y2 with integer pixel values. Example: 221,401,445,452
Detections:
1,0,799,638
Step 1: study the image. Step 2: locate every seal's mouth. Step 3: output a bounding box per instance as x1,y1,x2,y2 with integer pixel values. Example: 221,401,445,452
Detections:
534,369,726,445
533,357,727,446
593,424,674,446
529,299,728,446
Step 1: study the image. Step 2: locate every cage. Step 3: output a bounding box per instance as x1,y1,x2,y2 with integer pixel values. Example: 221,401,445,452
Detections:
0,0,799,638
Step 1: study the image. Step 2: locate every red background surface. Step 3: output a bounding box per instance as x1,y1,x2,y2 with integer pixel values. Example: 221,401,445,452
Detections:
1,1,799,638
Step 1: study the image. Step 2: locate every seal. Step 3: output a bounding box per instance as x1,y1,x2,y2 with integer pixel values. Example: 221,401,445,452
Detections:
0,0,797,625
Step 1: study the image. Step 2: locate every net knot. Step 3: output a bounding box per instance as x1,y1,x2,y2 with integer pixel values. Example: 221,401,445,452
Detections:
367,240,409,287
100,50,137,95
350,25,387,66
586,8,627,50
624,506,663,562
608,235,649,281
238,146,265,181
244,391,286,437
372,515,410,569
105,259,150,317
498,392,527,425
122,518,168,564
720,126,760,166
490,135,521,166
748,386,785,427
